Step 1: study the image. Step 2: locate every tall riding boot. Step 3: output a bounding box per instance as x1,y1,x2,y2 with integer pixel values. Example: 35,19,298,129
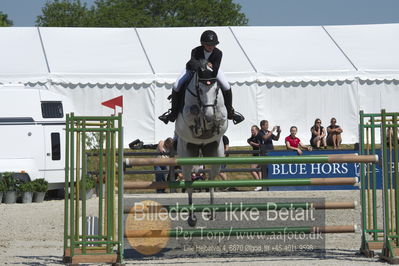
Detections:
222,89,245,124
159,90,181,124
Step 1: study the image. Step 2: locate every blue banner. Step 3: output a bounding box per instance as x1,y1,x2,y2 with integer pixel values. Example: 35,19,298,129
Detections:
265,150,382,191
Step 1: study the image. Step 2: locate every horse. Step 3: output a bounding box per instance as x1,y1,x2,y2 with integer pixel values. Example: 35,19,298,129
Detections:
175,66,228,227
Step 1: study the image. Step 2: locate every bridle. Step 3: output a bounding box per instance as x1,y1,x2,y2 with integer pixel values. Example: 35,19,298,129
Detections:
186,72,219,111
186,71,221,139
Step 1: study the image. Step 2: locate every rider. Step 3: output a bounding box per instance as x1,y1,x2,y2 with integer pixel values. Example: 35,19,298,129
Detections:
159,30,245,125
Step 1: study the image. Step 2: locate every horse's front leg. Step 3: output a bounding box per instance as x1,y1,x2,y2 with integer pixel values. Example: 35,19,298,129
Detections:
183,165,197,227
207,164,220,221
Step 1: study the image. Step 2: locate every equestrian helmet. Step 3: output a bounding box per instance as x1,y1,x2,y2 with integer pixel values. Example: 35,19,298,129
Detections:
200,30,219,46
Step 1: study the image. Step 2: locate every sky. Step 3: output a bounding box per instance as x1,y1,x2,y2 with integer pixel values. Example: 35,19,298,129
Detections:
0,0,399,27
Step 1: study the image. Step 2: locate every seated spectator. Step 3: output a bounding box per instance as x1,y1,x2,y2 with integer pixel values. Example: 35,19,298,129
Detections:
285,126,312,155
247,125,262,191
154,137,175,193
327,118,343,149
310,118,327,149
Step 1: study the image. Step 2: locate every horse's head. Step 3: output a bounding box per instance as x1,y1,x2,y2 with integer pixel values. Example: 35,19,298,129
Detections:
179,64,227,140
196,67,219,121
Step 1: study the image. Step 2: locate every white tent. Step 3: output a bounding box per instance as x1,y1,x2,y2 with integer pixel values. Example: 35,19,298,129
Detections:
0,24,398,146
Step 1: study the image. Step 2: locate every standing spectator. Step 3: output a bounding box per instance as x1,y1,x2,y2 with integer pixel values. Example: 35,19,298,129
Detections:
327,118,343,149
310,118,327,149
259,120,281,153
247,125,262,191
154,137,174,193
285,126,312,155
258,120,281,191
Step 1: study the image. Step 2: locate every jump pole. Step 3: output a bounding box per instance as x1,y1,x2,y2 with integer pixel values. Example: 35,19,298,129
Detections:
124,154,378,167
123,177,358,190
125,225,356,238
123,201,356,214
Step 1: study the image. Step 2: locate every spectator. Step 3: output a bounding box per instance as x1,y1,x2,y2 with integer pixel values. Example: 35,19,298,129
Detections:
259,120,281,153
310,118,327,149
285,126,312,155
257,120,281,191
247,125,262,191
154,137,175,193
327,118,343,149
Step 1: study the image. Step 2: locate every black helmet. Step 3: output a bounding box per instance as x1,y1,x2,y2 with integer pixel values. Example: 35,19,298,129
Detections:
200,30,219,46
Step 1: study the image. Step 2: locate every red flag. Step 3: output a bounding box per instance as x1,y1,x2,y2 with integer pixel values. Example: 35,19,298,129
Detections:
101,96,123,114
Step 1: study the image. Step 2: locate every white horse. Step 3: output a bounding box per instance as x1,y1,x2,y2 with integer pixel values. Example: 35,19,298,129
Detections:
175,67,228,227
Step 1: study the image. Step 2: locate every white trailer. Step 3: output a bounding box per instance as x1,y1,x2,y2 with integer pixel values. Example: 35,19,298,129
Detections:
0,85,74,190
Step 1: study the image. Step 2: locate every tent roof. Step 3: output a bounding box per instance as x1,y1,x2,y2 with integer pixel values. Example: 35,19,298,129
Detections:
231,26,357,82
0,27,48,83
0,24,398,85
325,23,399,80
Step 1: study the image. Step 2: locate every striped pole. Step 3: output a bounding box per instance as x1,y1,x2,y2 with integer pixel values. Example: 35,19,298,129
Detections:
123,177,357,190
124,154,378,167
123,201,356,214
125,225,356,238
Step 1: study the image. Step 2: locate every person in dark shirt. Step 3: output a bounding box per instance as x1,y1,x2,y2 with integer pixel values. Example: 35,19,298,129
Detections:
258,120,281,154
326,118,343,149
310,118,327,149
247,125,263,191
159,30,244,125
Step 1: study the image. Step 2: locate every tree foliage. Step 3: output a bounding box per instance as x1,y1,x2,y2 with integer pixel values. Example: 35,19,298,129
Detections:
36,0,248,27
36,0,94,27
0,11,13,27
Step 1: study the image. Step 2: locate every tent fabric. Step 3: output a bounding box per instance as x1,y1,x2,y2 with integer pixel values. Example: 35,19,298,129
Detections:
230,26,357,82
0,24,398,146
1,24,398,85
325,24,399,81
0,27,48,83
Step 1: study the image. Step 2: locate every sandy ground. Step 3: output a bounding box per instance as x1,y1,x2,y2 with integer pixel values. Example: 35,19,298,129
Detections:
0,190,387,265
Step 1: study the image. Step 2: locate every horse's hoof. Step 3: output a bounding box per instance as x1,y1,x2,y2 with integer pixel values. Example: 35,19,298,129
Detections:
188,214,197,227
207,211,216,221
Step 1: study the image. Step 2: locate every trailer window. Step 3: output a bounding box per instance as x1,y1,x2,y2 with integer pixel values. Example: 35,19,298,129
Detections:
41,102,63,118
51,133,61,160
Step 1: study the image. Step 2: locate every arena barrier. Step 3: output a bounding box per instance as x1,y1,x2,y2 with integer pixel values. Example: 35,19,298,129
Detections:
359,110,399,264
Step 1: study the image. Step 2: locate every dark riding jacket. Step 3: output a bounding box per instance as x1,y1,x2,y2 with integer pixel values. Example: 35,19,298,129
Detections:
186,46,222,78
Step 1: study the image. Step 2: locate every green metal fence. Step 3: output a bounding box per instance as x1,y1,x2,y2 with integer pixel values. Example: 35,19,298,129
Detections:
63,113,124,265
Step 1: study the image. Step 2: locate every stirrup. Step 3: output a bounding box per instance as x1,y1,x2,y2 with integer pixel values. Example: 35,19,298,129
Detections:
232,111,245,125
